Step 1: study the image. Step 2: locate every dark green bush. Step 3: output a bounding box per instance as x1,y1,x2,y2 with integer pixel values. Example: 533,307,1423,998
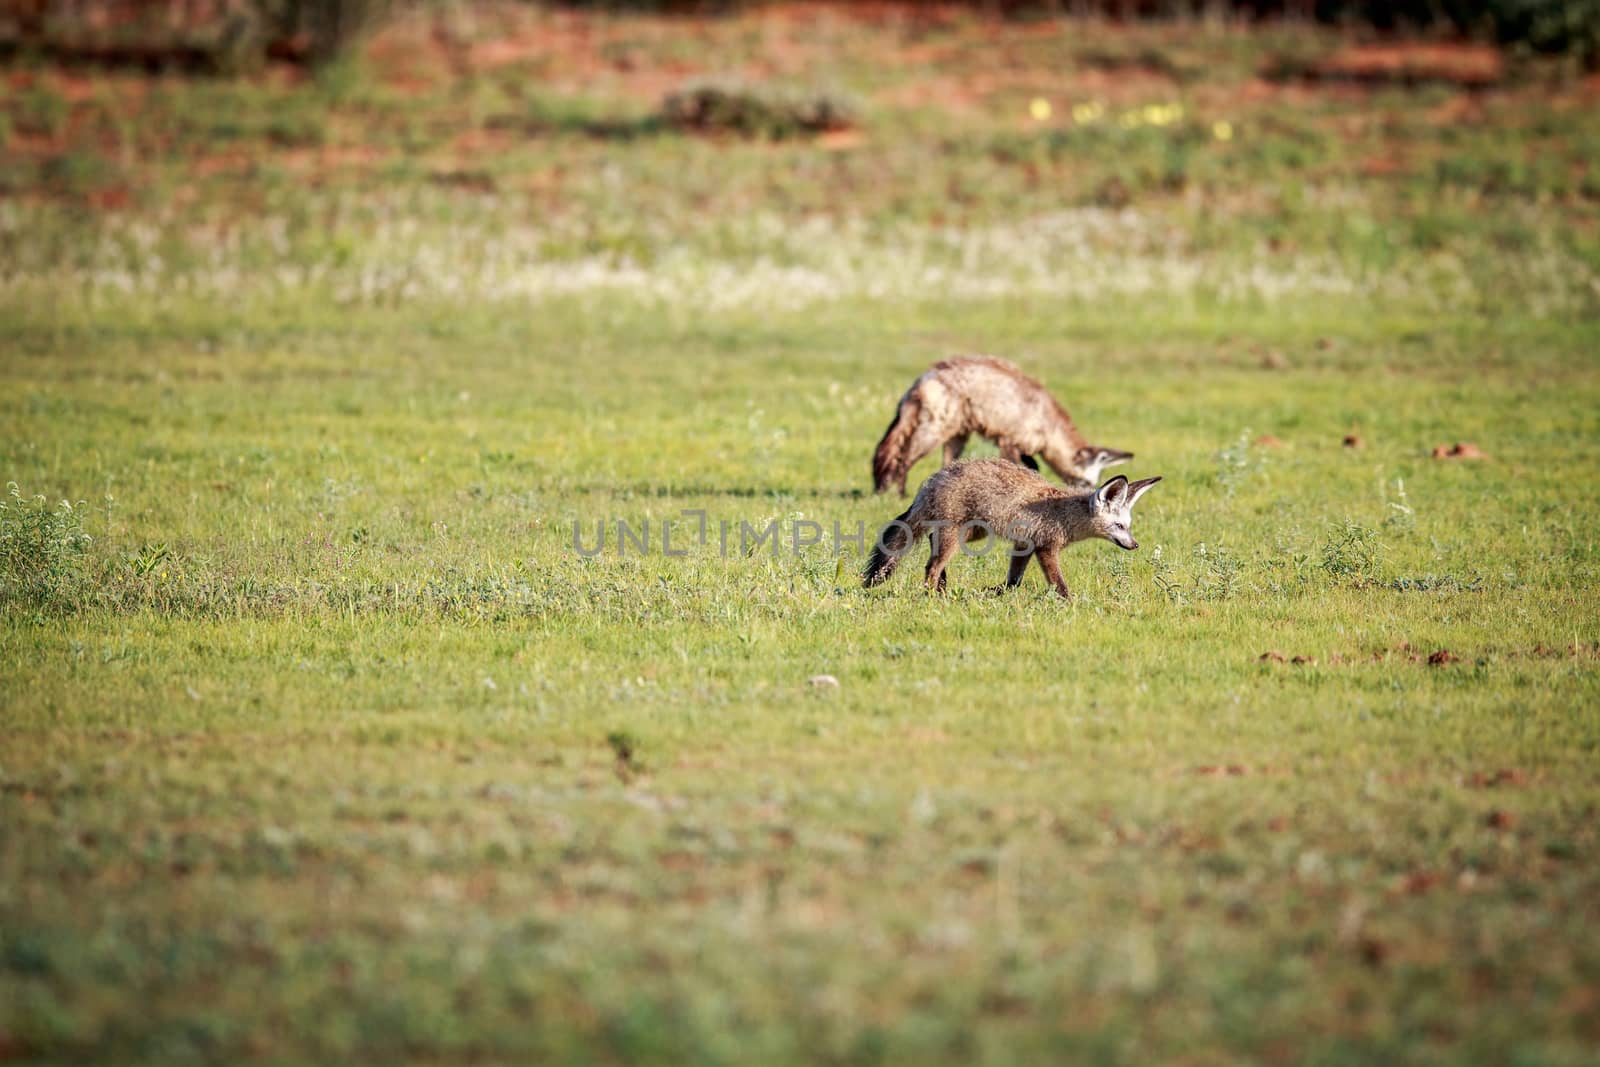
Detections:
7,0,1597,68
1476,0,1600,59
1297,1,1598,60
258,0,392,63
661,81,859,139
563,0,1600,64
0,0,393,69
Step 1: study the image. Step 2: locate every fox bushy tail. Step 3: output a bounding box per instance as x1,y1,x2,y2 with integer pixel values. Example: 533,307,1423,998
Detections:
872,392,922,494
863,505,916,587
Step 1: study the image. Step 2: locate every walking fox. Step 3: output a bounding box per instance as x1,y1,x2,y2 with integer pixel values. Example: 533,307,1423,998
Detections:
863,458,1161,599
872,356,1133,496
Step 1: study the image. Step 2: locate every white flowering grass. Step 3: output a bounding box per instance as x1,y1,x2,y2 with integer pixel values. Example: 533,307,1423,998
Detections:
3,189,1595,321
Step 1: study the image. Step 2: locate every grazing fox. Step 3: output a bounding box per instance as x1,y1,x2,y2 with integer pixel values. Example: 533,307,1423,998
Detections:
872,356,1133,496
863,458,1161,599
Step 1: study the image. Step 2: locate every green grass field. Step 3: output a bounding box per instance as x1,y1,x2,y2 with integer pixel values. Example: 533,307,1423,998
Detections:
3,7,1600,1063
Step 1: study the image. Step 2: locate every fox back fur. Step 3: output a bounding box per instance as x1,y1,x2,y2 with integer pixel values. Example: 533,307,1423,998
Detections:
863,458,1161,598
872,356,1132,495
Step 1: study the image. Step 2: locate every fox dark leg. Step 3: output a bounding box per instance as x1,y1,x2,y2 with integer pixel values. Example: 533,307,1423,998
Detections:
924,531,960,594
942,434,970,465
998,441,1039,471
991,549,1032,594
1035,545,1070,599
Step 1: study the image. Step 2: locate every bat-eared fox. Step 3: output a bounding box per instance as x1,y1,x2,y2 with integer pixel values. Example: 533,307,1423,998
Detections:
863,458,1162,599
872,356,1133,496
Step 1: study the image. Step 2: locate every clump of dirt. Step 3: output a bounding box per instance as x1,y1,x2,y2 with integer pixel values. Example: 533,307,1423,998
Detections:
1427,649,1458,666
1343,434,1363,449
1432,442,1485,460
1260,651,1322,665
1254,434,1283,448
1396,870,1443,896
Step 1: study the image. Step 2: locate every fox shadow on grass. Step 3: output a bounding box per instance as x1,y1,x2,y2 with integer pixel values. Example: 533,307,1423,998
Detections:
571,482,871,500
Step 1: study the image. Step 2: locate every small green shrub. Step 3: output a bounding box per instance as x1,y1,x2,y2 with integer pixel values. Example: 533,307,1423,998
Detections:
1213,428,1261,498
0,483,92,608
1318,519,1385,586
1149,544,1187,606
1192,541,1245,601
14,86,69,139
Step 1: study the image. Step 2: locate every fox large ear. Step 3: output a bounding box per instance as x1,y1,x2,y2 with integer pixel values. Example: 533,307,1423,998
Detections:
1126,476,1162,509
1093,475,1129,508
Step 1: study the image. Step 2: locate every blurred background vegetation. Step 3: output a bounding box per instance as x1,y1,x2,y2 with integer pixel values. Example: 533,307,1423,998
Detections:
3,0,1598,72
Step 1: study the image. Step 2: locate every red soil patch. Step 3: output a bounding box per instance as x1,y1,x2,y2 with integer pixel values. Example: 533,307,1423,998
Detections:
1360,155,1407,177
277,145,390,173
1427,93,1487,125
364,18,457,93
817,128,867,151
1304,43,1503,87
49,72,106,102
191,150,258,178
452,127,520,155
469,37,555,71
85,186,132,210
1395,870,1443,896
1469,768,1529,788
